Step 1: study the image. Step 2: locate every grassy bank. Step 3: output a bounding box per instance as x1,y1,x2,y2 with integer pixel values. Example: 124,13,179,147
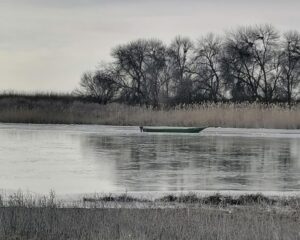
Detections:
0,192,300,240
1,94,300,128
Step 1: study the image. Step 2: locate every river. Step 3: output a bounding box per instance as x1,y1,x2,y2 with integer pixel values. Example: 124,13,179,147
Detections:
0,123,300,195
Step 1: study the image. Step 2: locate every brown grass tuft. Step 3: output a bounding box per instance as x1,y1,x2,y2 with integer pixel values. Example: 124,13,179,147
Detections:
0,192,300,240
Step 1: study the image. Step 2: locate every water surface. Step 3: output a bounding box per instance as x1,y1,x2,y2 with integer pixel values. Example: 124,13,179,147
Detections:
0,124,300,194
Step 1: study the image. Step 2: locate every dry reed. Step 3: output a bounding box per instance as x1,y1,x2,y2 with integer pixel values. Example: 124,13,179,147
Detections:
1,96,300,128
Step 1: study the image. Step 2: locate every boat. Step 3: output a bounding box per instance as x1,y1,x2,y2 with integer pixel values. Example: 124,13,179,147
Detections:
139,126,206,133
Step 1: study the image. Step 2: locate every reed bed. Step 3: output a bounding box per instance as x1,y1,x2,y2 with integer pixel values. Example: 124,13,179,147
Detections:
1,95,300,128
0,192,300,240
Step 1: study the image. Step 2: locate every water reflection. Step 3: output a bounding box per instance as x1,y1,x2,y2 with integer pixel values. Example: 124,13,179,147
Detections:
82,133,300,192
0,124,300,194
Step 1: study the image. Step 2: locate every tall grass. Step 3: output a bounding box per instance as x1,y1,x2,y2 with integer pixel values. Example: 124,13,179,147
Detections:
0,192,299,240
1,94,300,128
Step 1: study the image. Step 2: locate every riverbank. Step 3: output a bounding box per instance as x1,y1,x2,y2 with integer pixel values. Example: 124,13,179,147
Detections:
1,95,300,129
0,193,299,240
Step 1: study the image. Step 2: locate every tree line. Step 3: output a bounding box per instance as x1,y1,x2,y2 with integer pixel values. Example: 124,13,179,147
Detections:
78,24,300,107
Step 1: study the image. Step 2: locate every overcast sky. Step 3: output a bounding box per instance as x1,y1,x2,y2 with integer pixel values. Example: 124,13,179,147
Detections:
1,0,300,92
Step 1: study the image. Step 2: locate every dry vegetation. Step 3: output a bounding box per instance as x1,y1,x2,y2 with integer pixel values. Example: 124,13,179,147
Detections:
0,192,300,240
1,95,300,129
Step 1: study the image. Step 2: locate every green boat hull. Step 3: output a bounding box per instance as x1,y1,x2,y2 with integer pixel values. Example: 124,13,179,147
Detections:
140,127,206,133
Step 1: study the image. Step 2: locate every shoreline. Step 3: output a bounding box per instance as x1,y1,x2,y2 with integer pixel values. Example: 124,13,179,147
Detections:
2,191,300,207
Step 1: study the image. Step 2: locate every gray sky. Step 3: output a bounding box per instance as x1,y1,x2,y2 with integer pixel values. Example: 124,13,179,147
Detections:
1,0,300,92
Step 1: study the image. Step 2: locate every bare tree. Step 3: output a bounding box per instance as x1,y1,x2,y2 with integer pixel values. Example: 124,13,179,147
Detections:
78,68,119,104
144,40,166,107
222,26,260,101
112,39,166,107
192,33,223,101
278,31,300,106
251,25,281,102
167,36,194,104
159,59,173,104
78,24,300,106
222,25,280,102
